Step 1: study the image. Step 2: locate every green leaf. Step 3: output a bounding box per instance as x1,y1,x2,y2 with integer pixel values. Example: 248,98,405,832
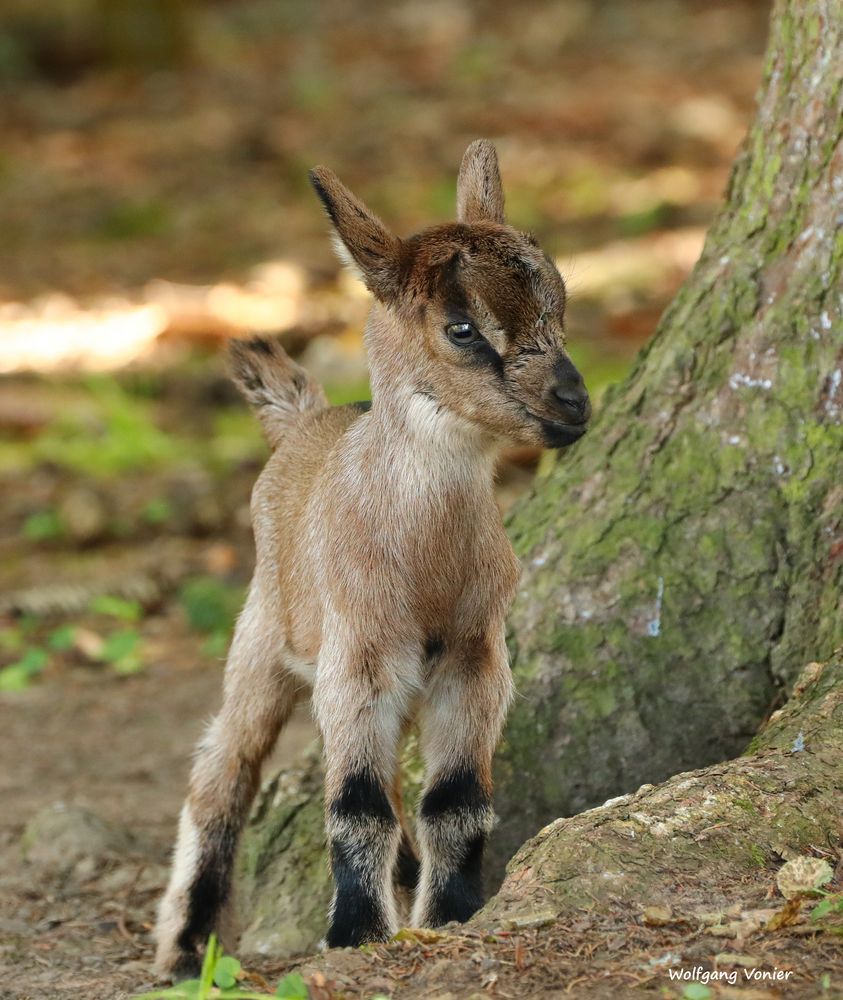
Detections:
142,497,173,525
202,629,231,659
812,894,843,920
0,647,48,691
276,972,310,999
48,625,76,652
90,594,143,621
22,509,63,542
213,955,242,991
0,663,35,691
199,934,221,998
101,629,140,663
682,986,713,1000
179,577,244,636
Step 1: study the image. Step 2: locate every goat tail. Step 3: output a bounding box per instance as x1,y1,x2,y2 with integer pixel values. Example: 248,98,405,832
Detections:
228,336,328,449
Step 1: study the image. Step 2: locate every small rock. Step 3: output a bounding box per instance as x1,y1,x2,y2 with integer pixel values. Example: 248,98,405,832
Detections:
22,803,135,875
642,904,673,926
58,487,109,544
714,953,760,968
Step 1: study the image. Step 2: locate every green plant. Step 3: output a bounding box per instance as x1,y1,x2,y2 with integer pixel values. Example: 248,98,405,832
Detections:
22,508,63,542
47,624,76,651
682,985,712,1000
143,497,174,525
90,594,143,622
133,935,310,999
811,892,843,921
100,628,143,675
31,377,183,478
179,577,244,658
0,647,48,691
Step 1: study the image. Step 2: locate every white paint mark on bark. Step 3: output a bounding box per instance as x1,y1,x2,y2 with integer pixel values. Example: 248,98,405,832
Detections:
729,373,773,390
647,577,665,637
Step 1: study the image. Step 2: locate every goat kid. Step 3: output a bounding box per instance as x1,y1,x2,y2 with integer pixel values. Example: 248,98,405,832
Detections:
154,140,590,977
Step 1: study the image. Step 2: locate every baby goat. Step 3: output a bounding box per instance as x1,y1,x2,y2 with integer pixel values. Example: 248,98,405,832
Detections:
155,140,590,977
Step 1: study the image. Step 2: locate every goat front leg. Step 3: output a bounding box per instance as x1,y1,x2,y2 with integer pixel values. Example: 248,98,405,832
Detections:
412,628,513,928
154,584,299,979
314,637,415,947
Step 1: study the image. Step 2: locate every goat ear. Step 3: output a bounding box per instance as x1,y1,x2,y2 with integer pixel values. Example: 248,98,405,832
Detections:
456,139,505,225
308,167,401,302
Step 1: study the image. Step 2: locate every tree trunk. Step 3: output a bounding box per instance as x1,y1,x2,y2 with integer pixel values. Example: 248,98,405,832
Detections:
493,0,843,872
238,0,843,956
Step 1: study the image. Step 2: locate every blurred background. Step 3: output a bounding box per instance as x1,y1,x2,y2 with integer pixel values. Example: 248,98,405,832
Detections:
0,2,771,984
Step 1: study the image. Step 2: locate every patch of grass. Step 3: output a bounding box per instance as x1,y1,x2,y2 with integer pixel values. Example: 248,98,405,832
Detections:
28,377,184,477
96,199,172,240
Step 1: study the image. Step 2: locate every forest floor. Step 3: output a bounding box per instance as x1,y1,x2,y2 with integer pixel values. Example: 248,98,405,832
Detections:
3,0,827,996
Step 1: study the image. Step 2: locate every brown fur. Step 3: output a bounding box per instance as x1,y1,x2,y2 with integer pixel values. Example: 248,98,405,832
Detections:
154,140,591,975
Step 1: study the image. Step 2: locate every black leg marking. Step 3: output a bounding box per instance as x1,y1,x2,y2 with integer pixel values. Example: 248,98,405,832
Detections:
420,767,488,821
394,835,421,891
327,840,391,947
427,833,485,926
326,770,397,948
330,769,394,822
420,767,491,926
176,821,237,955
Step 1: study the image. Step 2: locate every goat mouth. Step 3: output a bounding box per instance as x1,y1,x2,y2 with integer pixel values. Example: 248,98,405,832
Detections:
524,409,588,448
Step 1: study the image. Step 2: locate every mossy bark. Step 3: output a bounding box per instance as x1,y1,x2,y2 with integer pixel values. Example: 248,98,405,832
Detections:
484,651,843,925
238,0,842,956
493,0,843,872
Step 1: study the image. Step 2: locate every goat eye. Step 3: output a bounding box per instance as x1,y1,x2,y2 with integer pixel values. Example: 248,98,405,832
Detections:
446,322,480,346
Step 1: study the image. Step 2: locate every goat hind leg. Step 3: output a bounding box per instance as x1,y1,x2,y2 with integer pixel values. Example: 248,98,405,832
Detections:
154,602,299,978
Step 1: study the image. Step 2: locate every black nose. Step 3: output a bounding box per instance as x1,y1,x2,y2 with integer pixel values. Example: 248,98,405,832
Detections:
550,375,591,423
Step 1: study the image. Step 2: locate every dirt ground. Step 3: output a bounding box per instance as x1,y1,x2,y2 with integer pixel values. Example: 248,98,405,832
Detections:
0,541,317,1000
